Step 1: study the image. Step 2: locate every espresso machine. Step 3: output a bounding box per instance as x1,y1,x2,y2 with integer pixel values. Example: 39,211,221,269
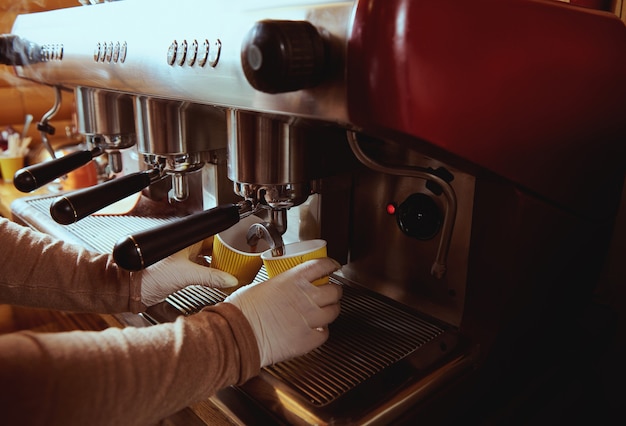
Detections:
4,0,626,424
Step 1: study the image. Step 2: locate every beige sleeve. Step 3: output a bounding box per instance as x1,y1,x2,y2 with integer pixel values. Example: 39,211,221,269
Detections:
0,302,261,425
0,218,142,313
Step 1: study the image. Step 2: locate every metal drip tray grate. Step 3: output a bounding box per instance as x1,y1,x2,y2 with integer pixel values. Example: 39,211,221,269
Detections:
164,282,446,406
14,195,180,254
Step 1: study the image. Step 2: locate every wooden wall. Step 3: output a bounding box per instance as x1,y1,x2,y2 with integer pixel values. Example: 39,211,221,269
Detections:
1,0,79,155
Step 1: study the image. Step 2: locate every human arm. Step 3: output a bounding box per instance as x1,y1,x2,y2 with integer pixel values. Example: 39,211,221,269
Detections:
0,257,342,425
0,218,236,313
0,303,260,426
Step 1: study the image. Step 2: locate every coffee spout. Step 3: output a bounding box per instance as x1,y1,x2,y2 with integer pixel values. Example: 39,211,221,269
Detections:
246,222,284,257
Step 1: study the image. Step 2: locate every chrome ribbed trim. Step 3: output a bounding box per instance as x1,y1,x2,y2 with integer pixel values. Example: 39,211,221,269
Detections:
166,285,227,316
21,195,178,253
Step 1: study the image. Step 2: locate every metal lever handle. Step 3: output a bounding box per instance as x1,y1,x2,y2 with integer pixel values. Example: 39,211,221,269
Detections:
50,170,156,225
113,204,240,271
13,149,101,193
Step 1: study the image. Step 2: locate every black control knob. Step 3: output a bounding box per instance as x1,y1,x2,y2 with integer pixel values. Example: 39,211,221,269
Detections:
0,35,41,66
241,20,327,94
396,193,443,240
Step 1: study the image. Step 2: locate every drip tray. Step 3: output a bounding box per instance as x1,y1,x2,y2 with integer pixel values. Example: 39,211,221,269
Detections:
10,194,182,253
145,281,472,425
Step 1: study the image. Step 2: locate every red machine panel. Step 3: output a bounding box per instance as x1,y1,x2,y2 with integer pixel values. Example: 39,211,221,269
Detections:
348,0,626,220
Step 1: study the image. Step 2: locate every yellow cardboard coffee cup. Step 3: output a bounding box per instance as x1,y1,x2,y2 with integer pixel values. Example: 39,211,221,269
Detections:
261,239,328,285
0,156,24,183
210,215,269,285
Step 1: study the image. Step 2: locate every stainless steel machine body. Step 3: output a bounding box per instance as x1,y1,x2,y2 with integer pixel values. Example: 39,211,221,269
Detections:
7,0,626,424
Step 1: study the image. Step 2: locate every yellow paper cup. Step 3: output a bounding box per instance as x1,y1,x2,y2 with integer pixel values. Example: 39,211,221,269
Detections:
0,156,24,183
261,239,328,285
210,215,270,285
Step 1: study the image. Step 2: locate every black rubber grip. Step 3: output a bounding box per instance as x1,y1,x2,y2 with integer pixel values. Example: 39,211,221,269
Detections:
113,204,240,271
50,171,153,225
13,150,94,193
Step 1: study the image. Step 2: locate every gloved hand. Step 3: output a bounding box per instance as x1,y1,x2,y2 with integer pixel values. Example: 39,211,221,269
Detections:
224,257,343,367
141,241,238,306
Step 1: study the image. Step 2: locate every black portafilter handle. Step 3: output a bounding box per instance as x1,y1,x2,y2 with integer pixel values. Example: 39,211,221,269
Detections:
113,204,240,271
13,149,100,193
50,170,155,225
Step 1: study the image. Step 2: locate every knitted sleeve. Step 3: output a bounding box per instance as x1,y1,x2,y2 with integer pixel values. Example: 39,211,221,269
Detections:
0,302,261,425
0,217,142,313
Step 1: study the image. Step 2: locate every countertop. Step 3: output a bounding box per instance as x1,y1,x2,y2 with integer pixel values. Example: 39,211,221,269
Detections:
0,179,48,219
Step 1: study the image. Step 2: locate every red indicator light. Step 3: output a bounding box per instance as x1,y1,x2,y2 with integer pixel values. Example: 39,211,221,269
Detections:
386,202,397,215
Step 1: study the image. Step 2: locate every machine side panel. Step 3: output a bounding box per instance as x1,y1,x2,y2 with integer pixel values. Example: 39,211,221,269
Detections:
348,0,626,220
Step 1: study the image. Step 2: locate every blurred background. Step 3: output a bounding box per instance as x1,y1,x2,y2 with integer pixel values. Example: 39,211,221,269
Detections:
0,1,625,423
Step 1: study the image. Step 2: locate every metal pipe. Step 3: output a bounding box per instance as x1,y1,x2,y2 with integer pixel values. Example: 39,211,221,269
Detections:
38,86,62,159
346,131,457,279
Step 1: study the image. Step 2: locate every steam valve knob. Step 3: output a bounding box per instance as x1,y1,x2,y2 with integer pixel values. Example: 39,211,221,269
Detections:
241,20,327,94
396,193,442,240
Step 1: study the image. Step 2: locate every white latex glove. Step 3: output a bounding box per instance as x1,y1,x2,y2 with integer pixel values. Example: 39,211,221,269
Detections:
224,257,343,367
141,242,238,306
